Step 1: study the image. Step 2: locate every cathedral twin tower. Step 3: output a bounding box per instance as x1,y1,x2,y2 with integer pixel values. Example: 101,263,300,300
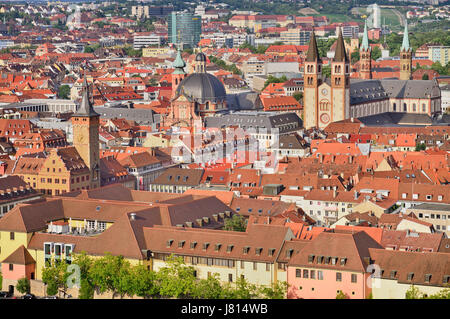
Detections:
303,22,412,129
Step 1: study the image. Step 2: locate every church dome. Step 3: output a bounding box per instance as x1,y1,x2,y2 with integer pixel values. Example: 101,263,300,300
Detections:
175,73,226,104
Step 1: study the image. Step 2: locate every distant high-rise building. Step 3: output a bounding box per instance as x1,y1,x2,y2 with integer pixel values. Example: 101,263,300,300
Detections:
367,3,381,29
168,12,202,49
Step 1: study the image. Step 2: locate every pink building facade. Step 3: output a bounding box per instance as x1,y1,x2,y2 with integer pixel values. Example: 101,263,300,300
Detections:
287,267,371,299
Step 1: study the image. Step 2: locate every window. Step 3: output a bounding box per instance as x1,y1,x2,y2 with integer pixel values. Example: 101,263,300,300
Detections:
241,261,245,269
296,269,302,278
9,264,13,271
253,262,257,270
336,272,342,282
407,272,414,281
318,270,323,280
351,274,357,283
228,274,233,282
303,269,309,279
266,263,270,271
10,232,14,240
310,270,316,279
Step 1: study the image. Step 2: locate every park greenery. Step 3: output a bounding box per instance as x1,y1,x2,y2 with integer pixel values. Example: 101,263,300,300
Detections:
208,55,242,75
405,285,450,299
58,85,70,100
263,75,287,90
41,253,288,299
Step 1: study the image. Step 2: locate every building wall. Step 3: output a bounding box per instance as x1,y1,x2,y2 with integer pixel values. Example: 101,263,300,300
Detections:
152,257,282,287
287,266,369,299
0,231,31,266
371,278,444,299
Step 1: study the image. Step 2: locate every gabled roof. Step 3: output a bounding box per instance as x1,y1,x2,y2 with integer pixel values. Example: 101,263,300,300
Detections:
288,230,383,272
1,245,35,265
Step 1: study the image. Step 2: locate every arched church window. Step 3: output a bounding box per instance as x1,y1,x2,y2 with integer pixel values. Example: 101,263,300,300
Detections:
393,103,397,111
403,103,407,112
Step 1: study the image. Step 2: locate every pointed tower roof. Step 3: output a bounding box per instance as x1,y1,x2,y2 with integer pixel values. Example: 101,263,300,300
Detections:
361,20,370,51
306,30,321,63
75,75,99,117
334,28,349,63
172,48,186,75
401,22,410,52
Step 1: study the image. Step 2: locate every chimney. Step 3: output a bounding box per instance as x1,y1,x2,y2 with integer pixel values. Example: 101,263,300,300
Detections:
130,213,136,221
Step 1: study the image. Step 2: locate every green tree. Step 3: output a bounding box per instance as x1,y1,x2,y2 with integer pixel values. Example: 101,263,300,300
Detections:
351,51,360,64
293,92,303,102
73,252,94,299
192,273,224,299
224,214,247,232
130,265,159,299
258,281,288,299
84,43,101,53
336,290,349,299
422,73,429,80
89,254,133,299
42,259,69,297
156,255,196,298
405,285,423,299
322,65,331,78
263,75,287,90
415,142,426,151
371,46,382,61
16,277,30,294
426,288,450,299
58,85,70,99
230,277,258,299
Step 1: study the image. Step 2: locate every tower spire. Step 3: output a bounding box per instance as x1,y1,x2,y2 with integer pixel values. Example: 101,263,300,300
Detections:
76,75,99,117
334,28,349,63
401,21,410,52
361,20,370,52
306,29,321,63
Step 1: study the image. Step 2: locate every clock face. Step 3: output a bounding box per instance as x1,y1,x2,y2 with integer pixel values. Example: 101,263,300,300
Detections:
321,88,328,95
320,113,330,124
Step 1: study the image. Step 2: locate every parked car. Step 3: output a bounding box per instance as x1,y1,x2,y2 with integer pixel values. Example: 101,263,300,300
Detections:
21,293,36,299
0,291,13,298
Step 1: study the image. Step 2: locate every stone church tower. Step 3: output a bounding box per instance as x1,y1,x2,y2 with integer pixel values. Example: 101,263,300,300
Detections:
303,29,350,129
399,22,412,81
303,30,322,130
331,29,350,125
359,20,372,80
71,76,100,189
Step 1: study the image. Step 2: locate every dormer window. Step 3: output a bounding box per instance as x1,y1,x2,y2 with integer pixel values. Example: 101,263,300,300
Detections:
340,258,347,266
178,240,185,248
390,270,397,279
426,195,432,200
407,272,414,281
425,274,432,283
215,243,222,251
203,242,209,250
226,245,234,253
308,254,315,263
166,239,174,247
268,248,275,256
243,246,250,254
190,241,197,249
255,248,262,256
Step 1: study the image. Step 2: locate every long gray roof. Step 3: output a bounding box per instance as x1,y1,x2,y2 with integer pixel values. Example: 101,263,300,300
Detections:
205,112,303,134
357,112,443,127
94,106,157,125
350,79,441,105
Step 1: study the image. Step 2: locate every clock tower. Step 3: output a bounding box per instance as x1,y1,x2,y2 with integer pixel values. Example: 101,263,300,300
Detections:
71,76,100,189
